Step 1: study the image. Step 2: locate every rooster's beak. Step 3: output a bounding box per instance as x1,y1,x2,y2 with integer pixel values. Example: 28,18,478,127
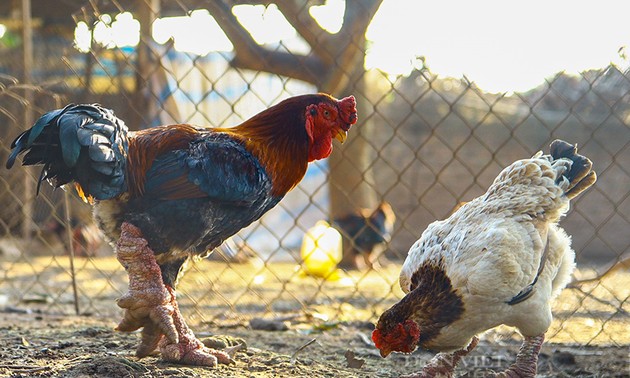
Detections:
334,129,348,143
379,348,391,358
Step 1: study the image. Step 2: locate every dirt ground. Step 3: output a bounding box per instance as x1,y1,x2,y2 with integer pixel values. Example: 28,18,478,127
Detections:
0,311,628,378
0,253,629,377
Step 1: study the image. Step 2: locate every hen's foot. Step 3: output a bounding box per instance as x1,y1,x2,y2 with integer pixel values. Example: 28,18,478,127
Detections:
114,222,178,357
401,336,479,378
491,334,544,378
159,286,240,366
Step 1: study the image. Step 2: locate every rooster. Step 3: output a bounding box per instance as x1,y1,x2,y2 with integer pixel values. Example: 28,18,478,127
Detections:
6,94,357,366
372,140,596,377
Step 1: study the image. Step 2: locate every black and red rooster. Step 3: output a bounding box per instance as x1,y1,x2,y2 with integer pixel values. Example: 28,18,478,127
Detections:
6,94,357,366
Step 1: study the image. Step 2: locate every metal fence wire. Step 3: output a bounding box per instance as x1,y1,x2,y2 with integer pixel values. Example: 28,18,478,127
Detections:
0,0,628,349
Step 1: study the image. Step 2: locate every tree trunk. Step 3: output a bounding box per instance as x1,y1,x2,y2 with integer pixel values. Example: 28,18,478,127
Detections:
133,0,159,129
328,71,378,218
186,0,384,258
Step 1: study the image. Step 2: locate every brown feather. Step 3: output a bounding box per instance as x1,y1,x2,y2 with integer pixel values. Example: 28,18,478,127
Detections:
126,94,347,199
213,95,330,197
126,124,201,197
158,174,207,200
378,260,464,347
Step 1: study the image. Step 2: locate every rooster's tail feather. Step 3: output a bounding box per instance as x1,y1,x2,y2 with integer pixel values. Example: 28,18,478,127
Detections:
6,104,129,201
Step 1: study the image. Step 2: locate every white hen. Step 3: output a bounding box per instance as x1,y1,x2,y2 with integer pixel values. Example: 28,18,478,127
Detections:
372,140,597,377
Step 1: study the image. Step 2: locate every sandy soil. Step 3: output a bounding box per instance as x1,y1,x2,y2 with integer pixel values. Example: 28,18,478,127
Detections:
0,312,628,378
0,255,628,377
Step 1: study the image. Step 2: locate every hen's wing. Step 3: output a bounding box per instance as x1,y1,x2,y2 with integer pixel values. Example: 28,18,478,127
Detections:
398,213,542,300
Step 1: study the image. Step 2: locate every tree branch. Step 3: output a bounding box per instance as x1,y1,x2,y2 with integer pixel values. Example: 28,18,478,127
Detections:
205,0,383,92
321,0,384,93
339,0,382,37
231,49,327,85
206,0,327,85
274,0,335,65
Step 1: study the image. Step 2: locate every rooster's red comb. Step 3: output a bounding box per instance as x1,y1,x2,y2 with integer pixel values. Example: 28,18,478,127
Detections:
337,95,357,128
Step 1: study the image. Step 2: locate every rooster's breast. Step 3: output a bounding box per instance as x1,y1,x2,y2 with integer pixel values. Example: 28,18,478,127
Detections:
125,194,281,258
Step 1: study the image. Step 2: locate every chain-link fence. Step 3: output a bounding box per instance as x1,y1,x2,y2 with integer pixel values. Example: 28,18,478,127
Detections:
1,0,628,353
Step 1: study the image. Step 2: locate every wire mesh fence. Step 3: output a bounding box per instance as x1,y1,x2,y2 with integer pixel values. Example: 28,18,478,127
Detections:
0,0,628,352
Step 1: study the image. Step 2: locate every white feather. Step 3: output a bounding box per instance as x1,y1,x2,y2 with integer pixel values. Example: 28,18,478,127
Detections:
400,151,584,351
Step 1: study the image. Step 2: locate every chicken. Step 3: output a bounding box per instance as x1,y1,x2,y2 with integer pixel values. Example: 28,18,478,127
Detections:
45,217,103,257
334,201,396,270
6,93,357,366
372,140,596,377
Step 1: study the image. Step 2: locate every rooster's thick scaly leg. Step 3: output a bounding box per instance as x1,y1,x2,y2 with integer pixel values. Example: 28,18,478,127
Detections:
115,222,234,366
492,334,544,378
115,222,178,357
158,286,233,366
401,336,479,378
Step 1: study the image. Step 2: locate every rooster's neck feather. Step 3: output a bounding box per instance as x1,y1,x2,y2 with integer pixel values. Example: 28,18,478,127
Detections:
218,97,315,197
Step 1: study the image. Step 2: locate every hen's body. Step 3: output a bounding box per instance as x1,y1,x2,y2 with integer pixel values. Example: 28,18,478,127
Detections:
400,182,574,351
374,140,596,377
7,94,358,366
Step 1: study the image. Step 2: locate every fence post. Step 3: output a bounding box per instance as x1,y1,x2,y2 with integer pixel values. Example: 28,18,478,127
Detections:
134,0,160,129
63,190,81,315
20,0,34,239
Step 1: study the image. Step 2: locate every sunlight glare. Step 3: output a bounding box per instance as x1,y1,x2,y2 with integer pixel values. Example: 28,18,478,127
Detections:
153,10,233,54
0,24,6,39
252,274,266,285
74,22,91,52
71,0,630,94
74,12,139,52
367,0,630,93
232,4,296,45
309,0,345,34
93,13,139,49
109,12,140,48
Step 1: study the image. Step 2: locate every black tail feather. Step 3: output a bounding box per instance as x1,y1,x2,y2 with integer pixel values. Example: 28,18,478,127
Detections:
5,131,29,169
5,104,129,201
549,139,597,199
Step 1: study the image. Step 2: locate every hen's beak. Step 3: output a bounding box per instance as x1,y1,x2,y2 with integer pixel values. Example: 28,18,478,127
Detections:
379,348,391,358
334,129,348,143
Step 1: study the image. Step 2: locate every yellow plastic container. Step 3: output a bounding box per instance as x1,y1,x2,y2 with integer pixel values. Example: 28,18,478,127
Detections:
300,220,342,278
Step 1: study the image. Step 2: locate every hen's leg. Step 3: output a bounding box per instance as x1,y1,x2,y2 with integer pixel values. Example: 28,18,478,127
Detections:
492,334,544,378
401,336,479,378
115,222,178,356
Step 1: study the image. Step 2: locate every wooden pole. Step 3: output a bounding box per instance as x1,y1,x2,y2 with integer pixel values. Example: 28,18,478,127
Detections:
134,0,160,129
63,190,81,315
21,0,34,239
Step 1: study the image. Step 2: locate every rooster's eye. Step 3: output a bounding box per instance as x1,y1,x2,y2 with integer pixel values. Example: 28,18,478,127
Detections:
323,110,330,118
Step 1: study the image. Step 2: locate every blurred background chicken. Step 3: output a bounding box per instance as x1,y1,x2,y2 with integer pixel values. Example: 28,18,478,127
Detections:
333,201,396,270
7,94,357,367
373,140,596,377
44,218,104,257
